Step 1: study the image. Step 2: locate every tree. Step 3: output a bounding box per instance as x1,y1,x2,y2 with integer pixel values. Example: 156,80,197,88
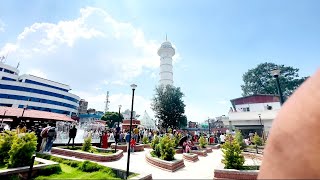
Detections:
241,62,308,100
101,112,124,128
151,85,187,129
221,135,245,170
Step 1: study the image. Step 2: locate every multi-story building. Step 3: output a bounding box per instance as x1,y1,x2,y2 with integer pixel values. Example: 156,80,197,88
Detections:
222,94,280,137
78,99,88,114
0,62,80,116
79,111,104,124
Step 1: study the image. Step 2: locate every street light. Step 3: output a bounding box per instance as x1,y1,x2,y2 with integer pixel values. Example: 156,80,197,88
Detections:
115,105,122,153
1,110,8,131
258,114,265,141
271,69,284,105
126,84,137,179
207,117,210,135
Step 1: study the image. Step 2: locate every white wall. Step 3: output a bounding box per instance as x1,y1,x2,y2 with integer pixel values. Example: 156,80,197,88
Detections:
235,102,281,112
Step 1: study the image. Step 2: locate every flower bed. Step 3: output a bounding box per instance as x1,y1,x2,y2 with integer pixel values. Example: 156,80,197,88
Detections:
51,147,123,162
182,153,198,162
214,167,259,179
145,152,185,172
110,143,144,152
0,157,58,179
190,149,207,157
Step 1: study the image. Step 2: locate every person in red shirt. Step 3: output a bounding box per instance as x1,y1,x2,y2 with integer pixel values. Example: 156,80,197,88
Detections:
101,131,109,149
130,137,136,153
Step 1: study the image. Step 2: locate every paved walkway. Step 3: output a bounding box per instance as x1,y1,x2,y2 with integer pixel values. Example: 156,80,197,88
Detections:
100,149,224,179
52,149,261,179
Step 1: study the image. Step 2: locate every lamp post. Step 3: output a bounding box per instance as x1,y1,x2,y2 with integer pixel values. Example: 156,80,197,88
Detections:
1,110,8,131
258,114,265,141
21,105,28,117
207,117,210,134
115,105,122,153
126,84,137,179
271,69,284,105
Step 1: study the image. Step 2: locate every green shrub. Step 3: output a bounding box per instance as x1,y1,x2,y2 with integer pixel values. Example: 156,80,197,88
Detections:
0,131,17,164
151,136,160,150
79,160,103,172
199,136,207,148
234,130,246,149
8,132,37,168
36,153,51,160
154,144,161,157
82,136,92,152
221,135,245,170
158,136,175,161
253,133,263,146
142,136,149,144
7,174,20,180
100,166,116,177
37,164,62,176
174,134,182,148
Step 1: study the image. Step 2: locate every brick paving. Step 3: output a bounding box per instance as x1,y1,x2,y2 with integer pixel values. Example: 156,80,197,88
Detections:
52,149,261,179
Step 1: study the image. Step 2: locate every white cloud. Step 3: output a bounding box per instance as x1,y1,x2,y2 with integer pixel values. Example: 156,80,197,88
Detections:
0,7,183,119
0,6,164,83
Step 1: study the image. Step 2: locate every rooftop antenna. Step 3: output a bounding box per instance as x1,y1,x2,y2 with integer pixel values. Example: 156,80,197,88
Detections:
104,91,110,113
16,62,20,69
0,56,4,63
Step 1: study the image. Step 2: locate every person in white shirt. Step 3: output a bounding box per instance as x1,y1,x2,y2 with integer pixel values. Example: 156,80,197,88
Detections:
219,133,226,144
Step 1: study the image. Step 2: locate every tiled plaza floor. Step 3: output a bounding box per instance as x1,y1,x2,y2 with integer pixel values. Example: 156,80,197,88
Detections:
53,149,261,179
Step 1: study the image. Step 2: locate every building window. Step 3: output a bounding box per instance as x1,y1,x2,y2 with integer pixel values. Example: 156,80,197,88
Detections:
243,107,250,112
1,77,16,81
0,84,79,103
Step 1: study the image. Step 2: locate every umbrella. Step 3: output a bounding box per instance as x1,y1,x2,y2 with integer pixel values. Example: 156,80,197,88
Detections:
179,136,188,146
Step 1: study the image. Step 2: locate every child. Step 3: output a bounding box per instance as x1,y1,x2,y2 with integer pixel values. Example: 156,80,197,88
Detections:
130,137,136,153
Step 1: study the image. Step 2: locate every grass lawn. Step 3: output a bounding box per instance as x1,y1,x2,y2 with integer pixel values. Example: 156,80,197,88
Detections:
57,146,114,155
35,164,120,179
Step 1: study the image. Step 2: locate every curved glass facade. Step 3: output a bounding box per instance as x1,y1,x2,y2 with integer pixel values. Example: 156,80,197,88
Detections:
0,84,79,103
0,62,80,116
0,93,77,109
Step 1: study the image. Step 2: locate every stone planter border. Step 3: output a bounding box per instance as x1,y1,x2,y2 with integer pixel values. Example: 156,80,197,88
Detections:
143,144,151,149
175,148,183,154
190,149,207,157
0,157,58,178
210,144,220,149
214,168,259,180
51,147,123,162
145,151,185,172
182,153,199,162
111,143,144,152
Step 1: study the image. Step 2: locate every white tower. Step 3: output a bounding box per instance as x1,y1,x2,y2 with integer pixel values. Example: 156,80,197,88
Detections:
157,36,175,86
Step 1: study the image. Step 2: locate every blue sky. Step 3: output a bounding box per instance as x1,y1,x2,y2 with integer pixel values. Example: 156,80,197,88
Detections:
0,0,319,122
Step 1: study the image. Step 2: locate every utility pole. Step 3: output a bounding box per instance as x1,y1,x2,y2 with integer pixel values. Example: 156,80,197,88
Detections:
105,91,110,113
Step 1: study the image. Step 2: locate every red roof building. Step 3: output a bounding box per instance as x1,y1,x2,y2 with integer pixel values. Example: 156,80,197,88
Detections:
0,107,75,122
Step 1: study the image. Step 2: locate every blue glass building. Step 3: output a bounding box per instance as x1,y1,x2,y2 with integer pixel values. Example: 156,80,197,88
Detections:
0,62,80,116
